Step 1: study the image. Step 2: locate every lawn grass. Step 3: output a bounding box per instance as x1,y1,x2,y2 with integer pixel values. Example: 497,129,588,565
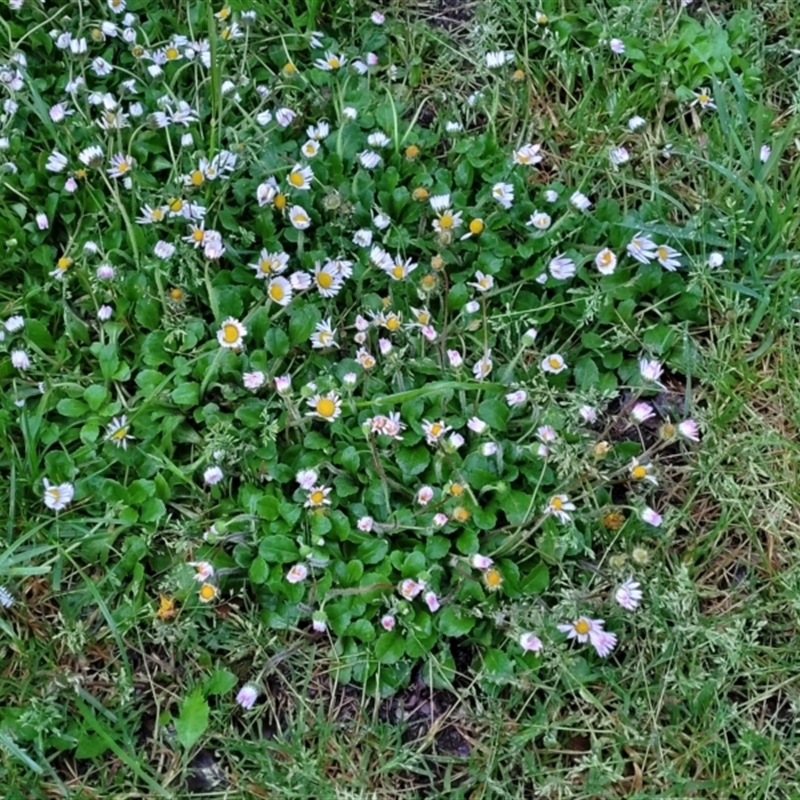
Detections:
2,0,800,798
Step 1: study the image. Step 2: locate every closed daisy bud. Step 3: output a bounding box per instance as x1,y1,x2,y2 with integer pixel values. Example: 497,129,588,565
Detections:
236,684,259,710
519,632,542,652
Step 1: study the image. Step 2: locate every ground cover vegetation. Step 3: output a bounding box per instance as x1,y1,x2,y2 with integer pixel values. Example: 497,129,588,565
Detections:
1,0,800,797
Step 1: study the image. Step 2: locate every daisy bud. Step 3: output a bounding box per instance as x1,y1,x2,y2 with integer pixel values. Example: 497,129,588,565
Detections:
522,327,538,345
97,305,113,321
424,591,440,613
378,338,392,355
447,349,463,368
470,554,493,569
203,466,224,486
343,371,357,388
36,213,49,230
311,611,328,632
467,416,487,434
433,513,448,527
707,252,724,268
519,632,543,652
416,486,434,505
579,405,597,424
641,507,662,527
286,563,308,583
243,371,266,391
481,442,498,457
357,516,374,532
371,11,385,23
10,350,30,370
380,614,395,631
236,684,259,710
275,374,292,394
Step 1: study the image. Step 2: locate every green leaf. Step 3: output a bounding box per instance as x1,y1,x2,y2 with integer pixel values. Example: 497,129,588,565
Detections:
396,445,430,476
356,538,388,565
259,535,298,563
521,562,549,594
256,495,280,521
574,357,599,391
374,631,405,664
83,385,108,411
438,606,475,636
171,382,200,409
57,398,89,418
482,648,514,681
265,327,290,356
289,304,321,344
249,556,269,584
204,668,238,696
174,688,209,750
478,398,509,431
345,618,375,642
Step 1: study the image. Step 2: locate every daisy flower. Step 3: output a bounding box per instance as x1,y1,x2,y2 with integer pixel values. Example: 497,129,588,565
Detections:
491,182,514,209
266,276,293,305
505,389,527,407
691,87,715,110
46,151,69,172
615,578,643,611
469,270,494,292
513,143,542,166
570,191,591,211
630,402,655,423
310,317,338,348
483,567,503,591
43,479,74,511
136,204,168,224
358,150,382,169
315,51,347,70
519,632,543,652
678,419,700,441
609,146,630,166
595,248,617,275
383,256,418,281
609,38,625,54
106,415,134,448
422,419,451,445
10,350,30,370
527,211,551,230
398,579,424,600
639,357,663,383
217,317,247,349
485,50,513,68
306,392,342,422
286,563,308,583
557,616,604,644
549,255,576,280
416,486,434,505
312,262,343,297
629,457,657,485
655,244,681,271
641,507,663,526
289,205,311,229
250,249,289,278
627,233,658,263
545,494,576,523
107,153,134,178
432,208,463,233
541,353,566,374
287,163,313,190
304,485,332,507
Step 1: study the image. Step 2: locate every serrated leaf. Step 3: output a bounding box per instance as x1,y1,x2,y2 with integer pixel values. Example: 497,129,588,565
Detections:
174,688,209,750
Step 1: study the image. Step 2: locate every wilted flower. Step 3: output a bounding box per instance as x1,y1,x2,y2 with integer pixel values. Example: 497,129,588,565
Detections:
615,578,643,611
641,507,663,526
519,632,543,652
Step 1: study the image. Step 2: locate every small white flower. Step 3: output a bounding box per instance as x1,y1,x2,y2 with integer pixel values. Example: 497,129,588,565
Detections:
236,684,259,710
760,144,772,163
358,150,382,169
485,50,514,68
579,405,597,423
467,416,487,434
481,442,498,457
204,466,224,485
609,38,625,54
243,371,266,390
97,305,113,321
371,11,385,24
527,211,551,230
549,254,576,280
707,252,724,268
491,182,514,209
4,315,24,333
627,233,658,264
544,189,558,203
217,317,247,349
655,244,681,272
352,229,372,247
154,240,175,259
615,578,642,611
286,563,308,583
357,516,374,532
45,150,68,172
289,205,312,230
0,585,13,608
505,389,527,407
445,121,462,133
519,632,543,652
628,115,646,131
275,107,296,127
342,106,358,120
43,479,74,511
10,350,30,370
541,354,566,374
639,357,663,383
570,191,591,211
642,507,663,526
595,248,617,275
609,146,629,166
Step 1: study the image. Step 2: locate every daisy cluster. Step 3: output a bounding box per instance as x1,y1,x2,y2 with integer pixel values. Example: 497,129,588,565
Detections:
3,2,709,677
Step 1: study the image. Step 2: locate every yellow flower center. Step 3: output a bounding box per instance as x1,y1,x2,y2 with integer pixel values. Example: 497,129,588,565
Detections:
416,311,430,324
192,229,204,242
284,62,297,74
430,423,442,436
221,28,231,40
166,47,180,60
218,6,231,19
385,316,400,331
190,170,204,186
199,583,217,601
405,145,420,159
112,427,128,440
116,161,129,173
391,265,405,280
316,398,336,418
57,257,72,270
269,283,285,302
453,507,471,523
600,251,612,265
574,619,590,635
259,260,272,274
75,169,87,179
317,272,333,289
327,57,340,68
412,187,429,201
657,247,668,260
450,483,464,496
484,567,502,587
151,208,165,221
293,212,308,224
48,488,61,500
222,324,239,344
518,153,531,164
310,490,325,505
661,422,676,438
92,29,103,41
699,93,709,103
170,198,184,212
132,45,144,58
548,357,562,369
289,171,305,187
439,213,454,229
512,68,525,80
431,255,444,270
469,219,484,235
421,274,436,289
550,497,563,511
632,465,647,480
169,288,184,301
274,194,287,210
302,144,316,156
